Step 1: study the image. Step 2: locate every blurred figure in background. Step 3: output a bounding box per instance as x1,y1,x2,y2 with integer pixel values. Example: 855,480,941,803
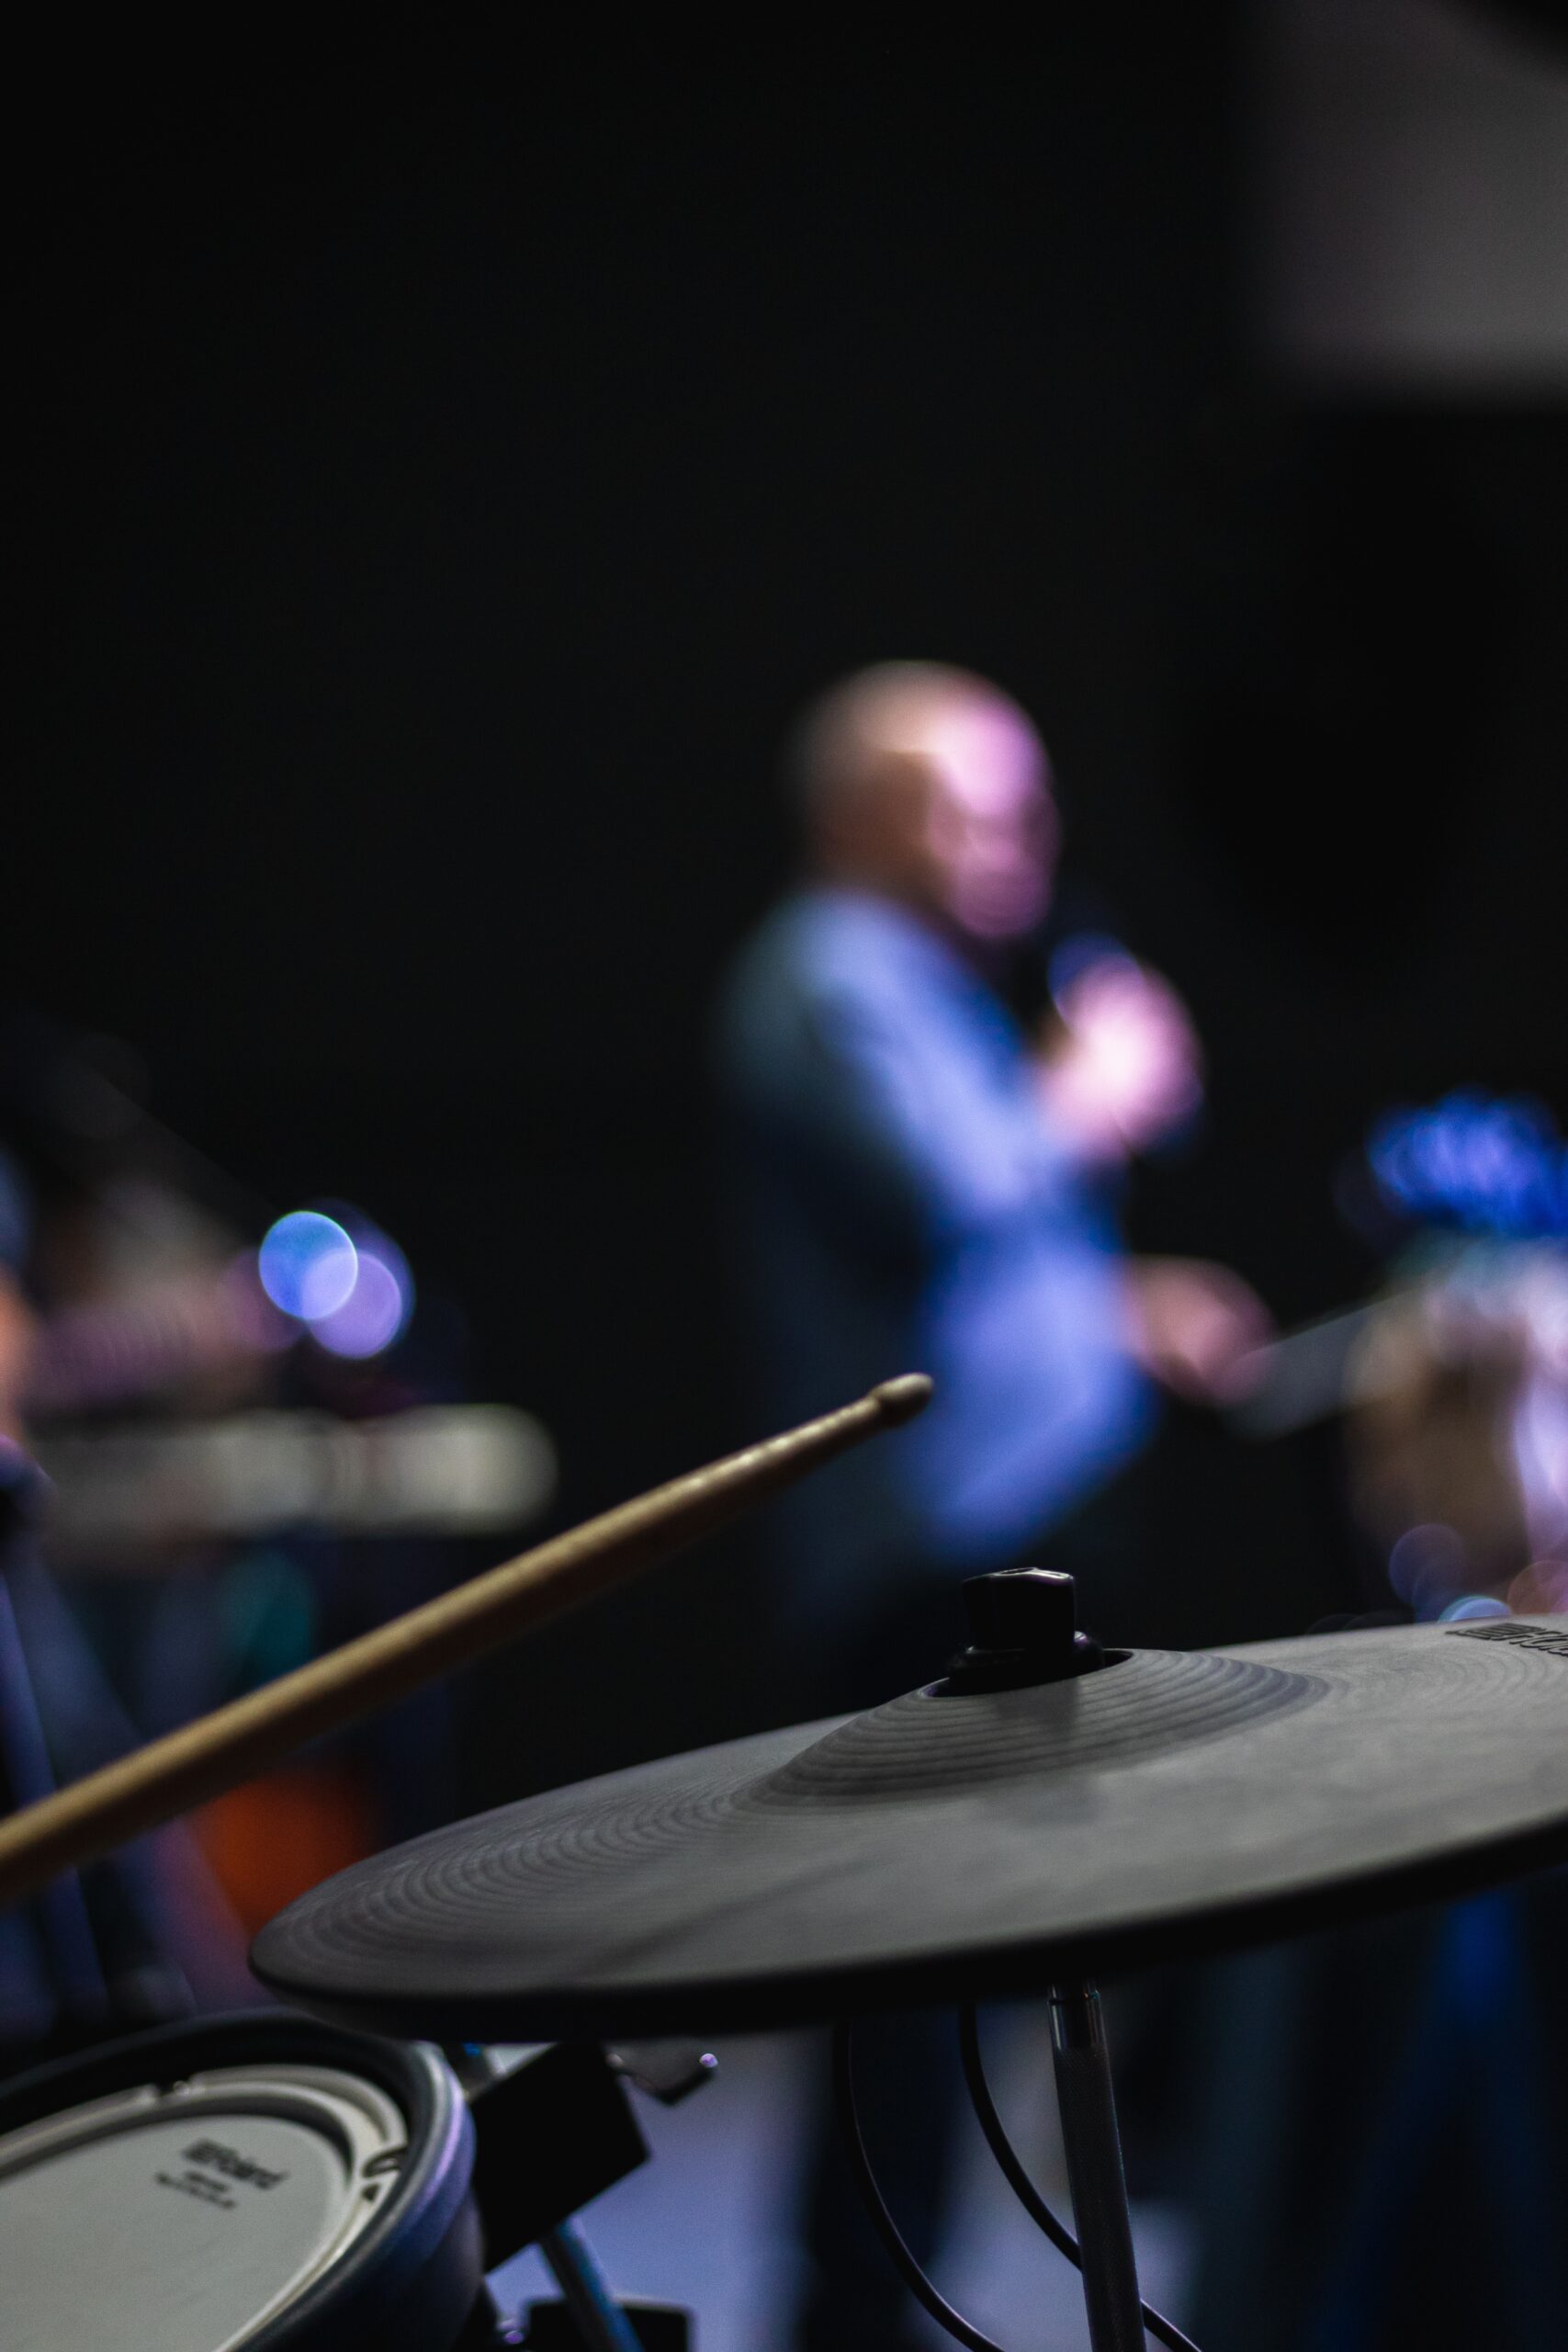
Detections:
1183,1098,1568,2351
0,1014,542,2074
717,662,1265,1704
716,661,1268,2351
1348,1242,1568,1619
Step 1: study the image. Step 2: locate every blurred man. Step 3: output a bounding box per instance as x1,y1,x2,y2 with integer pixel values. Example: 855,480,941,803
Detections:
716,661,1266,2350
718,660,1261,1697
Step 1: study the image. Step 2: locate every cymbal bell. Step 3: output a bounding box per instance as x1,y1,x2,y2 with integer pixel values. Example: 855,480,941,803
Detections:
252,1616,1568,2041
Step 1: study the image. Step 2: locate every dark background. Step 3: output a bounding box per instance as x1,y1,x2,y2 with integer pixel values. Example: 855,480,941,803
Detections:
8,13,1565,1804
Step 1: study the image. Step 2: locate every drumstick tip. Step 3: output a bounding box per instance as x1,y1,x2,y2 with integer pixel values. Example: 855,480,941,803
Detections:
869,1373,933,1425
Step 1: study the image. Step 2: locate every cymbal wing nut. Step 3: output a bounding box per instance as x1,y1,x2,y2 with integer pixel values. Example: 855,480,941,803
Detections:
941,1568,1105,1693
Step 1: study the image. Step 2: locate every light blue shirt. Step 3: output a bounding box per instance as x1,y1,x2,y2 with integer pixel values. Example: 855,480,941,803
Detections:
716,888,1153,1622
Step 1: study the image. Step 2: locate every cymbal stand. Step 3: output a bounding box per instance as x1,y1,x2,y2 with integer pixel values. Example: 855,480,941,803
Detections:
446,2042,644,2352
1048,1981,1145,2352
536,2217,645,2352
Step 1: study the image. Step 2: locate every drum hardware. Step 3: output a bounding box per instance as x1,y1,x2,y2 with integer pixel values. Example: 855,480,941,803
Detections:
457,2040,652,2273
523,2216,644,2352
9,1357,1566,2346
936,1561,1106,1691
449,2040,704,2352
830,1575,1192,2352
1042,1984,1163,2351
957,2003,1194,2351
521,2297,691,2349
0,1383,923,2345
449,2041,682,2352
520,2044,710,2350
252,1567,1568,2350
0,2009,486,2351
604,2041,716,2105
442,2041,709,2352
0,2008,711,2351
833,1990,1193,2352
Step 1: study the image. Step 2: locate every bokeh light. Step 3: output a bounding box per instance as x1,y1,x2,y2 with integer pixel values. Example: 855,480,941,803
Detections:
1388,1522,1469,1619
1506,1559,1568,1618
1367,1091,1568,1238
310,1242,413,1359
257,1211,358,1321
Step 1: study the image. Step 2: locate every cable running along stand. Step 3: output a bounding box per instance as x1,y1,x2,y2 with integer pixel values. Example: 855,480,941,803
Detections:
836,1986,1195,2352
833,1568,1197,2351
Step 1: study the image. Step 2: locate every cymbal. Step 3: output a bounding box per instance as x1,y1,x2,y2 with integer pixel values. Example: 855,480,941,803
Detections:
252,1615,1568,2041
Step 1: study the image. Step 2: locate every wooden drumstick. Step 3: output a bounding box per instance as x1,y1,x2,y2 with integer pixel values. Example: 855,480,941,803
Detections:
0,1374,931,1910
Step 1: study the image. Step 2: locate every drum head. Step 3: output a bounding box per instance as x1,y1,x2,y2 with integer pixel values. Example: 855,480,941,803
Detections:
0,2013,482,2352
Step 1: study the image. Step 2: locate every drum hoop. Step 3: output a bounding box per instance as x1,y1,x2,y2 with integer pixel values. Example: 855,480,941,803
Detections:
0,2009,482,2352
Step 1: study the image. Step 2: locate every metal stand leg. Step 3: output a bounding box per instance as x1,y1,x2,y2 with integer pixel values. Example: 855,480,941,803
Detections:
1050,1980,1145,2352
540,2218,645,2352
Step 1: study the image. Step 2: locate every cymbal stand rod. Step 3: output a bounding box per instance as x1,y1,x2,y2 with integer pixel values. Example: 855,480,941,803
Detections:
539,2221,644,2352
1049,1980,1145,2352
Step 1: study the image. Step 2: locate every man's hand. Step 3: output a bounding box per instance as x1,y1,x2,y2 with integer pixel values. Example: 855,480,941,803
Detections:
1127,1258,1273,1405
1039,956,1203,1161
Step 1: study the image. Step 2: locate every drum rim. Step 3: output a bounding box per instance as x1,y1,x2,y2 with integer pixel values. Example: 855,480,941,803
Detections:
0,2008,483,2352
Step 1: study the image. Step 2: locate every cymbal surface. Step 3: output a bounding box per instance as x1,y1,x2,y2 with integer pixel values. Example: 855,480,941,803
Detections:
252,1619,1568,2038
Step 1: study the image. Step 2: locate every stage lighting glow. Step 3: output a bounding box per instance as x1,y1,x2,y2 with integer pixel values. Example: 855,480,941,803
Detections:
258,1211,359,1322
1438,1594,1511,1624
1047,933,1135,1003
1388,1522,1468,1617
310,1244,412,1359
1506,1559,1568,1617
1367,1091,1568,1238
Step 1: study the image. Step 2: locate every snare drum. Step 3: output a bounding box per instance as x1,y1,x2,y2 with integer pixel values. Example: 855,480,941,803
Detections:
0,2010,495,2352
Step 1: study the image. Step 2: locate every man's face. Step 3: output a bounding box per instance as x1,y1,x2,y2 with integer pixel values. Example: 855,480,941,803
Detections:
904,699,1056,940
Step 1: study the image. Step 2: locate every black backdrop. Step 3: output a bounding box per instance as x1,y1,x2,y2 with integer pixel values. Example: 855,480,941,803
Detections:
8,14,1565,1804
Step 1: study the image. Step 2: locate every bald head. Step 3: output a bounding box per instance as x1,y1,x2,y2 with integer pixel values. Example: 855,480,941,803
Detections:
792,662,1056,942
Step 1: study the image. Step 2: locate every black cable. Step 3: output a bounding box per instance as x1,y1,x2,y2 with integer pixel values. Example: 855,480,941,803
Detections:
831,2020,1009,2352
957,2005,1202,2352
956,2005,1080,2266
